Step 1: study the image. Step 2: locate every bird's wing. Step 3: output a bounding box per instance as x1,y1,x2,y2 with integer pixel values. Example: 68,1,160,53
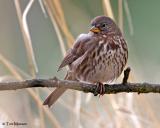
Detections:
58,34,94,70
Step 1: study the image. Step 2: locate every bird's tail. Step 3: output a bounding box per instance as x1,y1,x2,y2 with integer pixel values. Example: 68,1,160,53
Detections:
43,71,76,107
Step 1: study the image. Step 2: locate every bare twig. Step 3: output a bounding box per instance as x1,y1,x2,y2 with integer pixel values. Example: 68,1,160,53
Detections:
122,67,131,84
0,78,160,94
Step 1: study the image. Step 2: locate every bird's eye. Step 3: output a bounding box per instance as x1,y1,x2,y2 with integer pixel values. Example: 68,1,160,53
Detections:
102,23,107,28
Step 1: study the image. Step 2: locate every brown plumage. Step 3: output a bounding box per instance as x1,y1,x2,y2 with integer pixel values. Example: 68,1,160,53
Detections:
43,16,128,107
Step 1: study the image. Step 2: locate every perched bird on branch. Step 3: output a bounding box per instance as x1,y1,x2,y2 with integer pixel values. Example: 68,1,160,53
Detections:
43,15,128,107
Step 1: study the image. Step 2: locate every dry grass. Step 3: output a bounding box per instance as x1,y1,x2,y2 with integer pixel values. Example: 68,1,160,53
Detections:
43,1,82,127
14,1,45,128
103,0,115,20
0,53,61,128
44,0,74,47
124,0,134,35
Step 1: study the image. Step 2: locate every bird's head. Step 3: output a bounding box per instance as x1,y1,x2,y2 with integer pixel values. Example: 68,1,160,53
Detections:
90,16,120,35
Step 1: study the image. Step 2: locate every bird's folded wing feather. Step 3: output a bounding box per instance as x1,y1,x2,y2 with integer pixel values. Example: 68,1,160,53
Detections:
58,34,94,70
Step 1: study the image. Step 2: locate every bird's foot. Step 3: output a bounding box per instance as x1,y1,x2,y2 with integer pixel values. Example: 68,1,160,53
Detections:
94,82,105,97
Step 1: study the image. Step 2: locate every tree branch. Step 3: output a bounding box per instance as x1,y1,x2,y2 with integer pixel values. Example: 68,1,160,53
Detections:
0,77,160,94
0,67,159,94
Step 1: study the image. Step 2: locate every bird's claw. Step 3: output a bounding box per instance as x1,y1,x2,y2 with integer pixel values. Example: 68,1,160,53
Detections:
94,82,105,97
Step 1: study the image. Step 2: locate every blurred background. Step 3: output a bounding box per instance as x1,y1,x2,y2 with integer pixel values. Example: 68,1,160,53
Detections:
0,0,160,128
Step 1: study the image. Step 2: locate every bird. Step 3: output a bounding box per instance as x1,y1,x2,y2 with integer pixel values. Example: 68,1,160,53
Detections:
43,15,128,107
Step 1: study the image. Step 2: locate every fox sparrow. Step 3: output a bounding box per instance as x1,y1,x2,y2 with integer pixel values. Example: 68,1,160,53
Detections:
43,16,128,107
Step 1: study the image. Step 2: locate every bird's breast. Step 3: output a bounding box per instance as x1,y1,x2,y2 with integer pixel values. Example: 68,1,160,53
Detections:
71,37,128,84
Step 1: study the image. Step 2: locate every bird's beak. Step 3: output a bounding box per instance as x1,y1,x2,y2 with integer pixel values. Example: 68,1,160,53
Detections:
90,26,101,33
